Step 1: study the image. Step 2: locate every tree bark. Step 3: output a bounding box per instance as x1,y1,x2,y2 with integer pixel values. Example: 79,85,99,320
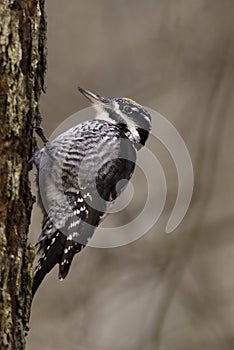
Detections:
0,1,46,349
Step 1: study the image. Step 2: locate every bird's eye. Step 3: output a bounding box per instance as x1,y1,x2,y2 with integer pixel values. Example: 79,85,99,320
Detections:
123,105,132,114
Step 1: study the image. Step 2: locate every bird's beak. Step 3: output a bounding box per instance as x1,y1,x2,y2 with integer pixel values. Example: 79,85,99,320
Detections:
78,87,109,106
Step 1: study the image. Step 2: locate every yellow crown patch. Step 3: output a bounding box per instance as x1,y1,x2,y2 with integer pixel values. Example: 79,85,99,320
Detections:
122,97,141,106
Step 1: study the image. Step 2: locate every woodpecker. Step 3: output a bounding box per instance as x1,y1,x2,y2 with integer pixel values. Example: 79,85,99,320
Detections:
32,87,152,296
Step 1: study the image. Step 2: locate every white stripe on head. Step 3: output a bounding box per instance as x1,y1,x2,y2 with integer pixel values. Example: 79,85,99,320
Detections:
94,105,114,124
113,102,140,142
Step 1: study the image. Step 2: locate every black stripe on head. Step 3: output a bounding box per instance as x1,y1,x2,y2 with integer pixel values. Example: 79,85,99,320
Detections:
136,128,150,149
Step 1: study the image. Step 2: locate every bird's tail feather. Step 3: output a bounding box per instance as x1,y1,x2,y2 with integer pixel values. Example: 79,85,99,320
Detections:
32,231,66,297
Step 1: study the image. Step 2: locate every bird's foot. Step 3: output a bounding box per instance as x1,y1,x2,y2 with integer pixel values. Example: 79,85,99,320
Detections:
34,111,48,145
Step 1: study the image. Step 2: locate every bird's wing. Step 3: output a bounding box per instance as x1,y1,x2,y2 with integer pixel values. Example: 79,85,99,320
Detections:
33,122,136,294
58,136,136,279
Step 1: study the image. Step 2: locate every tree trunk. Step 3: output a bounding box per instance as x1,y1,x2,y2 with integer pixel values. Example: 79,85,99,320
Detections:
0,1,46,349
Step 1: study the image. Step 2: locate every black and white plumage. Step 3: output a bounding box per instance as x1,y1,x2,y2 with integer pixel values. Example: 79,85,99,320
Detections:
32,87,152,297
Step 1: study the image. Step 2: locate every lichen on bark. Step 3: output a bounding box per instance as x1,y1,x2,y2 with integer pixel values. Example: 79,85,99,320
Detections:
0,1,47,349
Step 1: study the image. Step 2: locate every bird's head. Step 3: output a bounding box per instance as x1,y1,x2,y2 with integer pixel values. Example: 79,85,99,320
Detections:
78,87,152,149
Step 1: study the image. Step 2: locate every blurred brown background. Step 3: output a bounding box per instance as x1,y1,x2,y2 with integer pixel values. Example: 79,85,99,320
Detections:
28,1,234,349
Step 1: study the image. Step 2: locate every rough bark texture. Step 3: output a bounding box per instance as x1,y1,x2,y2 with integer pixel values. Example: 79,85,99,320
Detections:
0,1,46,349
